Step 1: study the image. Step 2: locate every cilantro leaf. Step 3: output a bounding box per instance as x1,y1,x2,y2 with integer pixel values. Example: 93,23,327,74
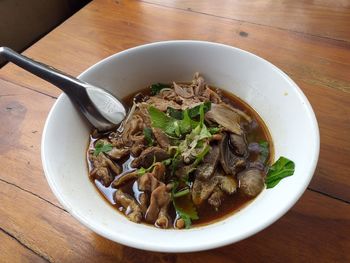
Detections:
150,83,171,95
167,101,211,120
173,196,199,229
266,157,295,188
188,101,211,118
172,185,199,229
148,106,178,137
94,141,113,156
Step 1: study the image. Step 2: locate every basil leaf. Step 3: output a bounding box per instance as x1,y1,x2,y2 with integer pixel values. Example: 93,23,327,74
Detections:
266,157,295,188
259,141,269,164
143,127,154,146
150,83,171,95
94,141,113,156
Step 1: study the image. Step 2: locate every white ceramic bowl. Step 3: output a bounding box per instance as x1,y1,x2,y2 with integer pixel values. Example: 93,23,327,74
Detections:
42,41,319,252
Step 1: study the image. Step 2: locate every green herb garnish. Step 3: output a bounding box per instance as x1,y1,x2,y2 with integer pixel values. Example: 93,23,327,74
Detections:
137,156,157,176
148,106,178,137
188,101,211,118
167,107,183,120
173,188,190,198
167,101,211,120
150,83,171,95
143,127,154,146
266,157,295,188
149,103,210,138
93,141,113,156
208,126,220,134
192,144,210,167
172,183,198,229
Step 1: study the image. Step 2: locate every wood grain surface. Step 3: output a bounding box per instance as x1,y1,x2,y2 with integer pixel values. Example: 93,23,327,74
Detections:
143,0,350,42
0,0,349,262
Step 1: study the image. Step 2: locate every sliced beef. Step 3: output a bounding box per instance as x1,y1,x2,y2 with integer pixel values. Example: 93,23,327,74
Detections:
194,144,220,180
206,103,243,135
192,167,238,206
229,133,248,157
112,170,138,188
131,147,170,168
220,133,246,175
192,177,219,205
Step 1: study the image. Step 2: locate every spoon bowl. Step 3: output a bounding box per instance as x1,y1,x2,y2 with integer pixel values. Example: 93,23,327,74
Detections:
0,47,127,131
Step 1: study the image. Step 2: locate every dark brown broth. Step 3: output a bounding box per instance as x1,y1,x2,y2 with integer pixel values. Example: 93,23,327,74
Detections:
87,86,273,228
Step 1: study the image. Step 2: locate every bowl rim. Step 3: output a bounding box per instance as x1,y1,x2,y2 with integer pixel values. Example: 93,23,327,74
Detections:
41,40,320,252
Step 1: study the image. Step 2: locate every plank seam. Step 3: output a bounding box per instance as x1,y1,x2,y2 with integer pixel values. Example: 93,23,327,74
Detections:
0,227,51,262
307,187,350,204
0,178,67,212
139,0,350,45
0,77,58,99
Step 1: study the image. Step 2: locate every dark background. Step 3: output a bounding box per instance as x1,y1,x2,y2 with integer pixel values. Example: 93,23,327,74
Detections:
0,0,91,67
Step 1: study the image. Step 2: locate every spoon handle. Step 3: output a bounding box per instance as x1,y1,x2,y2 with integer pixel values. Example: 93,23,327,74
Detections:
0,47,121,131
0,47,86,96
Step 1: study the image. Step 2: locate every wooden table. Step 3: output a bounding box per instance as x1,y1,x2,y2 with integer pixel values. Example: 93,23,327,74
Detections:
1,0,349,262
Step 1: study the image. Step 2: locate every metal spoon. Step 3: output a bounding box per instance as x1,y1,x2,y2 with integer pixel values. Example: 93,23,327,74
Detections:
0,47,127,132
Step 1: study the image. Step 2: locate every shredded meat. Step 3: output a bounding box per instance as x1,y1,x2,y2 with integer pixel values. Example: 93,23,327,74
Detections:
114,190,142,223
192,72,206,96
145,184,172,228
138,172,160,192
173,82,194,98
147,96,182,111
89,152,121,186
